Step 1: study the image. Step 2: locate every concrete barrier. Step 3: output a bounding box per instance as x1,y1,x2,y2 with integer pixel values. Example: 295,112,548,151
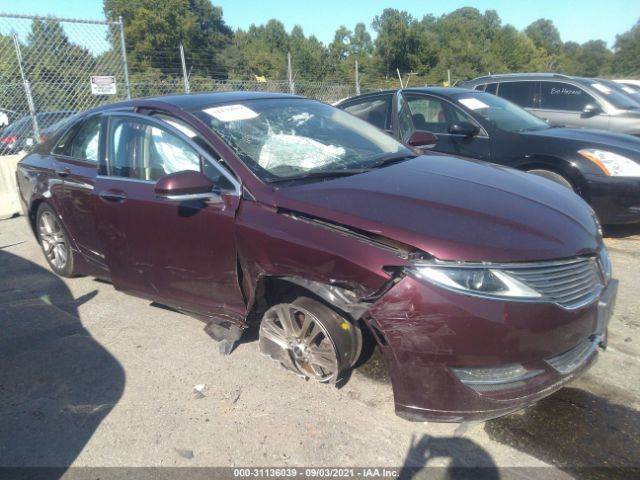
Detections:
0,154,23,219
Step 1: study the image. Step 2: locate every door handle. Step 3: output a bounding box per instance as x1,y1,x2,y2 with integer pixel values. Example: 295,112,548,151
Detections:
56,167,70,177
99,190,127,203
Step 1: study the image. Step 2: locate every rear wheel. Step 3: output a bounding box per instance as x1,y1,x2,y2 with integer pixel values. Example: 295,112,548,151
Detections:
36,203,75,277
259,296,361,383
526,169,574,191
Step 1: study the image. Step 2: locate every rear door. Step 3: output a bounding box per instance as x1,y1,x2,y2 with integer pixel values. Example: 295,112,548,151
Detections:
395,92,490,160
51,114,107,272
532,81,610,130
92,112,245,318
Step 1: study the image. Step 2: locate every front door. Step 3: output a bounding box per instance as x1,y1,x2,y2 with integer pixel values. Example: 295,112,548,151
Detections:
396,92,490,161
91,112,245,319
531,81,610,130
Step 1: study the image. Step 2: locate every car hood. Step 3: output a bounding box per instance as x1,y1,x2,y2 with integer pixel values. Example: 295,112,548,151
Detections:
524,127,640,154
272,155,600,262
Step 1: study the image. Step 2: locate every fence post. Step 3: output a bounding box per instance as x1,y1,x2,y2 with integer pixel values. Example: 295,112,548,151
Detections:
447,69,451,87
287,52,295,95
12,35,40,142
355,60,360,95
179,43,190,93
118,16,131,99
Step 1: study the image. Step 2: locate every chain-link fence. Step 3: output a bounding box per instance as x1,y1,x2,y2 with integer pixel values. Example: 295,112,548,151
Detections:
0,12,462,155
0,14,130,152
0,13,365,152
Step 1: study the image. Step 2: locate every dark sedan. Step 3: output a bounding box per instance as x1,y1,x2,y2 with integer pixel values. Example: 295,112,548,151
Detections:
0,111,76,155
337,88,640,224
17,92,616,422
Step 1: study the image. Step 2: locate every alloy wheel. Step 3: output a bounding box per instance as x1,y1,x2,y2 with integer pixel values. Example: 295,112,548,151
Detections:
38,210,69,271
259,297,361,383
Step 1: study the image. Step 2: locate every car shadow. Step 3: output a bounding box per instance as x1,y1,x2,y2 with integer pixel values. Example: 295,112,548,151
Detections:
603,223,640,239
0,249,125,473
485,387,640,479
398,433,499,479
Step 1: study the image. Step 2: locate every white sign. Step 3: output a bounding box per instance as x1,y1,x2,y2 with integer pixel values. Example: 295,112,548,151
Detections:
90,76,117,95
458,97,489,110
203,104,259,122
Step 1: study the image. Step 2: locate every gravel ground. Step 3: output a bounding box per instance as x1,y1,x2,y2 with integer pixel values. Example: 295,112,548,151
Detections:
0,215,638,478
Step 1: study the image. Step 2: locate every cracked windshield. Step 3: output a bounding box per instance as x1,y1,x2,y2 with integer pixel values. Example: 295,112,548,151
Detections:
193,98,412,184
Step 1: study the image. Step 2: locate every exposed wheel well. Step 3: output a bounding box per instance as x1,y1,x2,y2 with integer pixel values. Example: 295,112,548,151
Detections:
247,277,356,326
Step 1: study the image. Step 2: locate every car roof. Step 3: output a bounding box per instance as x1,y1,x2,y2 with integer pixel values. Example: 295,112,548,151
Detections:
337,87,477,105
460,73,583,85
87,91,303,116
143,91,298,109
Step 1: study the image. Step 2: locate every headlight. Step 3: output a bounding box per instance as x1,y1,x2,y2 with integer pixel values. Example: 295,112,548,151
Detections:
578,149,640,176
599,247,612,282
412,265,542,299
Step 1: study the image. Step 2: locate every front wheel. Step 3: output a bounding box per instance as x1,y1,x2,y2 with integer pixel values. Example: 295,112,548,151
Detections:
258,296,362,383
36,203,75,277
526,169,574,191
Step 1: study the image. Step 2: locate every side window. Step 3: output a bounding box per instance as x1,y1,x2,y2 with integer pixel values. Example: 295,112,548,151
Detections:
485,83,498,94
154,114,236,190
343,97,390,130
108,117,200,181
474,84,486,91
53,115,101,163
404,94,478,134
539,82,595,111
497,81,535,107
69,116,101,162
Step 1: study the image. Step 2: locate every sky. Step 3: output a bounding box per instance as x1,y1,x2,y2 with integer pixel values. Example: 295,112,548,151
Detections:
0,0,639,48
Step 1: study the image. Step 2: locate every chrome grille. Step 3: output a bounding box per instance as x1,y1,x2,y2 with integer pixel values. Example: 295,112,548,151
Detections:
503,257,603,310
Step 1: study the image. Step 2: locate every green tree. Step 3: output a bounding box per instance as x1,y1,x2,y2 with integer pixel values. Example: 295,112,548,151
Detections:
103,0,232,78
525,19,563,54
613,19,640,76
372,9,437,75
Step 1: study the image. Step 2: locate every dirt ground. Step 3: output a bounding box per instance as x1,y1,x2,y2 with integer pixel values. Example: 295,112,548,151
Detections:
0,215,638,478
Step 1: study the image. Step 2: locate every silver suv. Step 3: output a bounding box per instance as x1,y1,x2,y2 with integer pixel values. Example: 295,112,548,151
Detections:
458,73,640,136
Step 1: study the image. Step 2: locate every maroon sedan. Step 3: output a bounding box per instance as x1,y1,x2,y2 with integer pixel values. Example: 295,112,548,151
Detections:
17,92,617,422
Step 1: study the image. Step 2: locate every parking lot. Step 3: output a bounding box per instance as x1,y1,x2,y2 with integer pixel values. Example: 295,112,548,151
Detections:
0,214,639,477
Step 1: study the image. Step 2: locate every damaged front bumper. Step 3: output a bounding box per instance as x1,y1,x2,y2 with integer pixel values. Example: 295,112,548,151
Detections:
363,276,616,422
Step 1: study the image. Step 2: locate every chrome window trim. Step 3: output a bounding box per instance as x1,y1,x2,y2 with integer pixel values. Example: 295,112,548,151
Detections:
101,111,241,197
96,175,155,185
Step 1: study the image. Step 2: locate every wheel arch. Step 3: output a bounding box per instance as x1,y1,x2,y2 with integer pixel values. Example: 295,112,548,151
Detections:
245,275,370,327
512,155,589,199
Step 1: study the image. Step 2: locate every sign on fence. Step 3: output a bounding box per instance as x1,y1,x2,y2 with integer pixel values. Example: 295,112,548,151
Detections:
90,76,117,95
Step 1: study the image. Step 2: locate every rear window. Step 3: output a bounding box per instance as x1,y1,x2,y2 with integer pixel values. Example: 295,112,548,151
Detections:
497,81,535,108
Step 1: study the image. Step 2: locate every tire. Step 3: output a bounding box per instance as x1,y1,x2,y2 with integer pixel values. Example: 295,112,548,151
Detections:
526,169,574,191
36,203,75,277
258,296,362,383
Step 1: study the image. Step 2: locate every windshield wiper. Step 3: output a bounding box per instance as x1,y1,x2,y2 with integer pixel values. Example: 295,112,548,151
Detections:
269,168,371,184
368,152,417,169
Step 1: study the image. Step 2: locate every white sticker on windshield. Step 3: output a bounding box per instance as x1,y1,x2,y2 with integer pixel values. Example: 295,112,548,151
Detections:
458,98,489,110
592,83,612,95
203,104,259,122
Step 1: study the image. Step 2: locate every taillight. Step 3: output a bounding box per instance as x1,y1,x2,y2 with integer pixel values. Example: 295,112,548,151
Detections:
1,135,16,145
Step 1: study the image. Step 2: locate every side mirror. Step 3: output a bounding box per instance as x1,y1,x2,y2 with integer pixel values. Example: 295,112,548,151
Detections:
407,130,438,148
448,122,480,137
154,170,217,201
581,103,602,118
